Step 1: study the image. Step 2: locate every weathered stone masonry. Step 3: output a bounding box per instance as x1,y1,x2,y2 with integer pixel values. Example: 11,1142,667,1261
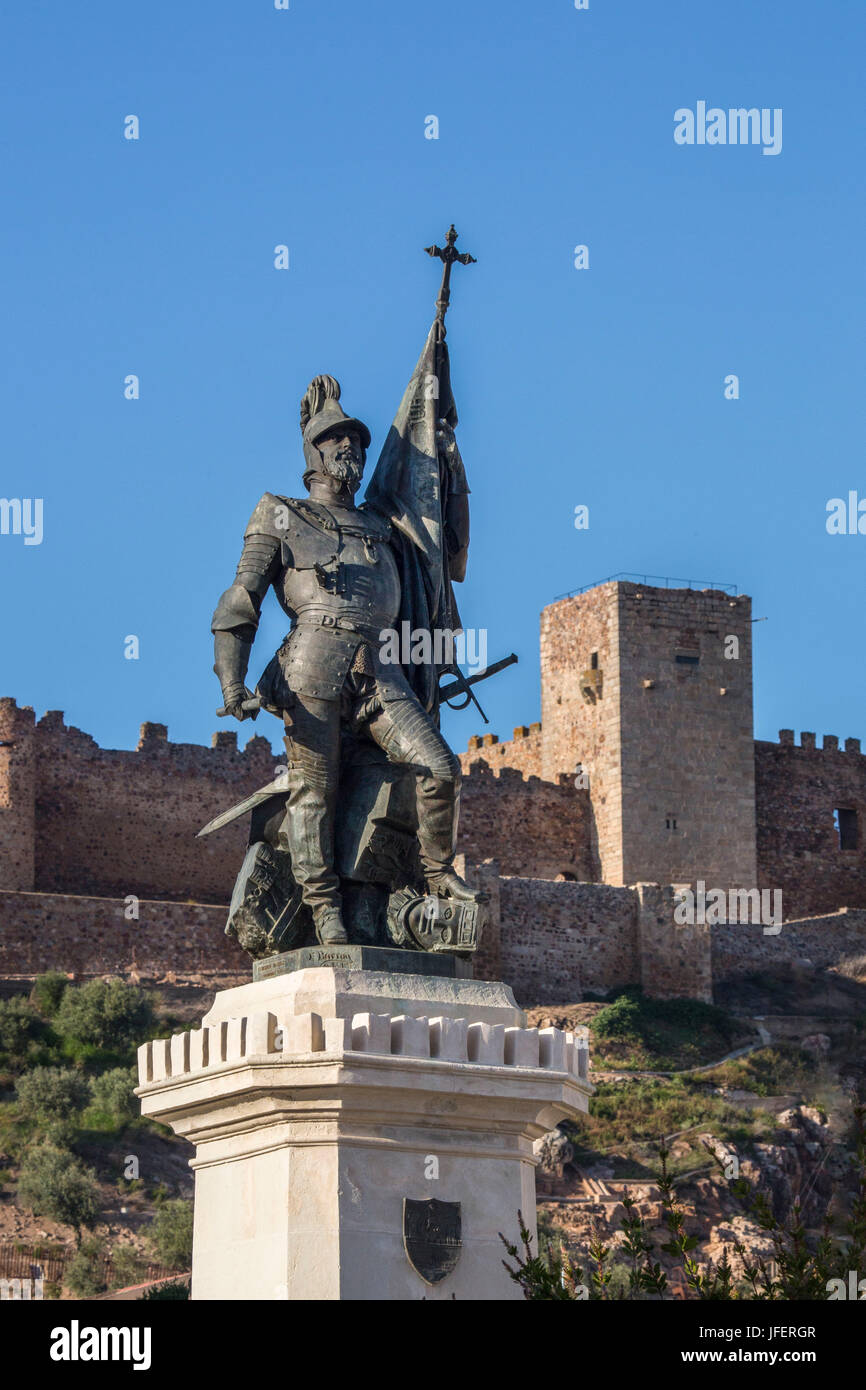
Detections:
462,582,866,922
3,578,866,1002
754,731,866,919
0,699,590,903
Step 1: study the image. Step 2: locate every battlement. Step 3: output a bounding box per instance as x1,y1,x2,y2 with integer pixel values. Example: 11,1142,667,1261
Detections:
0,697,278,903
4,561,866,935
466,720,542,753
461,721,545,782
770,729,862,754
137,1008,591,1082
0,696,587,903
11,702,273,760
459,751,594,881
755,729,866,917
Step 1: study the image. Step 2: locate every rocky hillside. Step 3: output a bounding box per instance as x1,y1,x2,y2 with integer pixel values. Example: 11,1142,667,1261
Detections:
528,963,866,1292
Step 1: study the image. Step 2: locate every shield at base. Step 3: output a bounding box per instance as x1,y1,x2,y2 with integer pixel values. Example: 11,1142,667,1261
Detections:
403,1198,462,1284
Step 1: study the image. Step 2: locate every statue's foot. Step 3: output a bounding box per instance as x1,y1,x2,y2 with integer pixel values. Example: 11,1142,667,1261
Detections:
315,910,348,946
425,869,490,905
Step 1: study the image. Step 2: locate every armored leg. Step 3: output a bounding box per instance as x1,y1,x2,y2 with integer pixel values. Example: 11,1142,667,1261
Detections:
364,697,476,901
281,693,347,945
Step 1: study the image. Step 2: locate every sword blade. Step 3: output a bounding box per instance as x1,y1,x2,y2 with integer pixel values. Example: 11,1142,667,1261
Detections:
197,778,288,838
437,652,517,705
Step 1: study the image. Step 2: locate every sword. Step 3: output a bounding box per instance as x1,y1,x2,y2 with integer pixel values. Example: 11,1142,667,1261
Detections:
201,655,519,838
197,776,289,839
437,653,518,720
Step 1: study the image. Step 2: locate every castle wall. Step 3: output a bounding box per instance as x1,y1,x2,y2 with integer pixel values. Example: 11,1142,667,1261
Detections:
711,906,866,982
636,882,713,1003
494,878,639,1006
3,878,864,1007
4,578,866,1003
461,723,544,780
457,758,593,880
755,731,866,918
29,714,276,904
0,889,242,979
0,699,593,907
0,878,642,1002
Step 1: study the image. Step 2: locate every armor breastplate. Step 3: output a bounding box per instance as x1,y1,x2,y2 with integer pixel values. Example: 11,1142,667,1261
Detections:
254,498,398,630
250,496,408,705
279,530,401,630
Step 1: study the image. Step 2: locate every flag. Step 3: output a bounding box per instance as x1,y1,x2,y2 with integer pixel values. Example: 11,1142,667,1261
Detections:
364,322,464,714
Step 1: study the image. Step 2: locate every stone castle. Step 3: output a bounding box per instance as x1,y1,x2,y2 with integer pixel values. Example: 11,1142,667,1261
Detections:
2,578,865,1004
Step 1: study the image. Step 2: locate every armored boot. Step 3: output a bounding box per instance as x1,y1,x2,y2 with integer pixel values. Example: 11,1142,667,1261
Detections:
416,775,485,902
278,734,348,946
314,907,349,946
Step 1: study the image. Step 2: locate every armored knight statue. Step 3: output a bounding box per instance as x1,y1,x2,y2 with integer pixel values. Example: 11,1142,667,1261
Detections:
202,229,512,964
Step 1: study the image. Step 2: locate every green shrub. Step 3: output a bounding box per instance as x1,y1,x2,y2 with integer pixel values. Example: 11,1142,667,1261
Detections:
593,989,735,1046
147,1198,193,1269
588,988,740,1070
64,1236,105,1297
110,1244,146,1289
0,996,43,1056
16,1067,91,1123
593,994,643,1041
54,978,154,1052
30,972,71,1018
700,1045,817,1098
17,1145,101,1244
88,1067,138,1124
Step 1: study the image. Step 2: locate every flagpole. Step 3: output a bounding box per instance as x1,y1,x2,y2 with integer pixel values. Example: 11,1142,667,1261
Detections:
421,227,487,722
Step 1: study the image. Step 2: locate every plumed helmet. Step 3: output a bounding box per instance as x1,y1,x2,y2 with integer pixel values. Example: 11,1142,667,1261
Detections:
299,376,371,451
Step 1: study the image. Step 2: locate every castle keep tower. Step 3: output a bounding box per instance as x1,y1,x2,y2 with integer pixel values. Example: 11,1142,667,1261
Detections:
0,698,36,892
540,580,757,891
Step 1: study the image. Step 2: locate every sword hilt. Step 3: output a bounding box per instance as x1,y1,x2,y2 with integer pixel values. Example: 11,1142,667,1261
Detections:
216,697,261,720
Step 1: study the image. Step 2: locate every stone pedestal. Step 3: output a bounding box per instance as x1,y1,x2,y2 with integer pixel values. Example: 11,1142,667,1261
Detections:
136,964,591,1301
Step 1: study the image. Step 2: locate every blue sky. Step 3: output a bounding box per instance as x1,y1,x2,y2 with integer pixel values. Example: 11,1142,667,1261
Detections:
1,0,864,756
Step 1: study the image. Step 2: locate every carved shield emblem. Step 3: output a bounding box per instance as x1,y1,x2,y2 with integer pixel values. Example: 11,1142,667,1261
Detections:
403,1198,462,1284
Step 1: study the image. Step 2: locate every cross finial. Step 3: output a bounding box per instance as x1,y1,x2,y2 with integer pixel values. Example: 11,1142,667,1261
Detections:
424,224,476,335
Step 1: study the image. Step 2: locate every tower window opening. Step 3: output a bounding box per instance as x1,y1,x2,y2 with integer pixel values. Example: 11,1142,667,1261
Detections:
834,807,858,851
590,651,599,670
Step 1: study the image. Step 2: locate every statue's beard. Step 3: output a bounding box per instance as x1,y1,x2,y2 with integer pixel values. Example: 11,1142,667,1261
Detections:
321,453,364,490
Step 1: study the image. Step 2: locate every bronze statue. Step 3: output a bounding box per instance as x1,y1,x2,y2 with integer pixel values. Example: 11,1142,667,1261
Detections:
200,229,514,964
